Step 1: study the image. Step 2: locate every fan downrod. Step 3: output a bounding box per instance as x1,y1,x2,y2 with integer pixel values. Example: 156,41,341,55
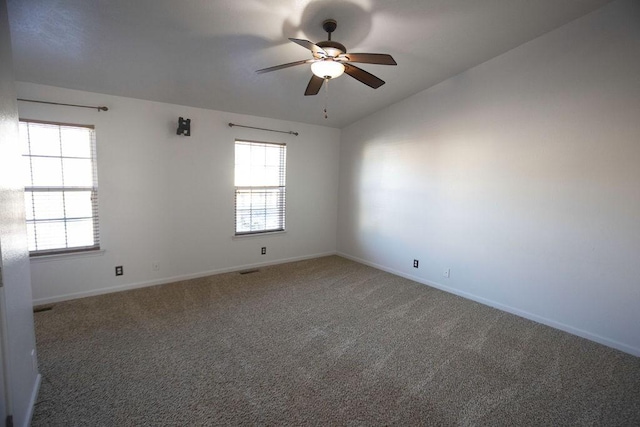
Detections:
322,19,337,40
317,19,346,54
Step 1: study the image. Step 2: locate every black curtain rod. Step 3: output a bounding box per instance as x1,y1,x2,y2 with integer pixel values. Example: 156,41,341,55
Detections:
228,122,298,136
17,98,108,112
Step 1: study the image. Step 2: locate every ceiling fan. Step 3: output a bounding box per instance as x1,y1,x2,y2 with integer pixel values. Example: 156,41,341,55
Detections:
257,19,397,96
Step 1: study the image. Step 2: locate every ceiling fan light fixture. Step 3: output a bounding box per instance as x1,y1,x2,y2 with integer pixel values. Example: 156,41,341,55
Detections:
256,19,396,95
311,60,345,79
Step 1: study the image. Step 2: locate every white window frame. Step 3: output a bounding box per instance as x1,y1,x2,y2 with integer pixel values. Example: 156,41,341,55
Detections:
20,119,100,256
234,139,286,236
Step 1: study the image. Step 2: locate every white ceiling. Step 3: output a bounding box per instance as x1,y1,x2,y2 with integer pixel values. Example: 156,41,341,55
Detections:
8,0,613,128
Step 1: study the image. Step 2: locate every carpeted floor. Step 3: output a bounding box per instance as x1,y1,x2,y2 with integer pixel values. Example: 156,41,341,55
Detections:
32,256,639,426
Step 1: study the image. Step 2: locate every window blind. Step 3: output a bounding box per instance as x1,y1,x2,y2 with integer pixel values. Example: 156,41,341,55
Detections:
20,120,100,255
234,140,286,235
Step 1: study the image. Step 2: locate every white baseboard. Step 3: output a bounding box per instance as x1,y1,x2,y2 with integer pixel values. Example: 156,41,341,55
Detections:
337,252,640,357
33,249,639,357
32,251,337,306
23,373,41,427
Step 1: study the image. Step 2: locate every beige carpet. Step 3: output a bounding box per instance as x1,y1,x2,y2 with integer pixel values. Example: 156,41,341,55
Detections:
32,256,639,425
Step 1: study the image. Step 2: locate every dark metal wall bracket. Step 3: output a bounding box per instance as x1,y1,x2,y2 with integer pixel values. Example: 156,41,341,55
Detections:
177,117,191,136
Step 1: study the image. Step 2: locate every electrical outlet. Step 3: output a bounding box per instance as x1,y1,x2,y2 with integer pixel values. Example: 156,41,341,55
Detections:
444,268,450,278
261,247,266,255
115,266,123,276
413,259,419,268
152,262,160,271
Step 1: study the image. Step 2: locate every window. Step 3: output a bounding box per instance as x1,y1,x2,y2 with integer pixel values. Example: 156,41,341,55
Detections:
234,140,286,235
20,120,100,256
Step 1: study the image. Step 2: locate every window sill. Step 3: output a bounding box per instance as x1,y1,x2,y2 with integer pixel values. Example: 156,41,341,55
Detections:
30,249,106,263
232,231,286,240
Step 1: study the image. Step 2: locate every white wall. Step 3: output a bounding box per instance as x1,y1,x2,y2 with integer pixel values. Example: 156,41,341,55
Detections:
337,0,640,356
17,83,340,304
0,0,40,425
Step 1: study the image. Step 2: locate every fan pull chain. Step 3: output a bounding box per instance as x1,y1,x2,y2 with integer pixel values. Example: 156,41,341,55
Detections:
323,78,329,119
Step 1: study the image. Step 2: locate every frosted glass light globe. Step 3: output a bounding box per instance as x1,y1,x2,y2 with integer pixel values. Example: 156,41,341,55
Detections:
311,60,345,79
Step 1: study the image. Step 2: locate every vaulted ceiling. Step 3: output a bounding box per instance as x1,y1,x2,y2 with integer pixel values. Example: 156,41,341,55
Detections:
8,0,613,128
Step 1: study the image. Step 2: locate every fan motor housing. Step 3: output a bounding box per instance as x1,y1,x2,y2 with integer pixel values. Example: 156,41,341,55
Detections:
316,40,346,57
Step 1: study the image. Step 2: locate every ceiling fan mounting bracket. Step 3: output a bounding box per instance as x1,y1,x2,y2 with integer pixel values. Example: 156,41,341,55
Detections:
322,19,338,37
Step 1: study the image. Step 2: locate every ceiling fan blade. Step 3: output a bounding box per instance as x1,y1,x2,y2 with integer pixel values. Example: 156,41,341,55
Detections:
256,59,313,74
344,53,397,66
289,38,327,57
343,63,385,89
304,75,325,96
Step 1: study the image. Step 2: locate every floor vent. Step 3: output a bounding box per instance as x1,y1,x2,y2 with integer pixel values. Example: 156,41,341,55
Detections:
33,305,54,313
239,269,260,275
